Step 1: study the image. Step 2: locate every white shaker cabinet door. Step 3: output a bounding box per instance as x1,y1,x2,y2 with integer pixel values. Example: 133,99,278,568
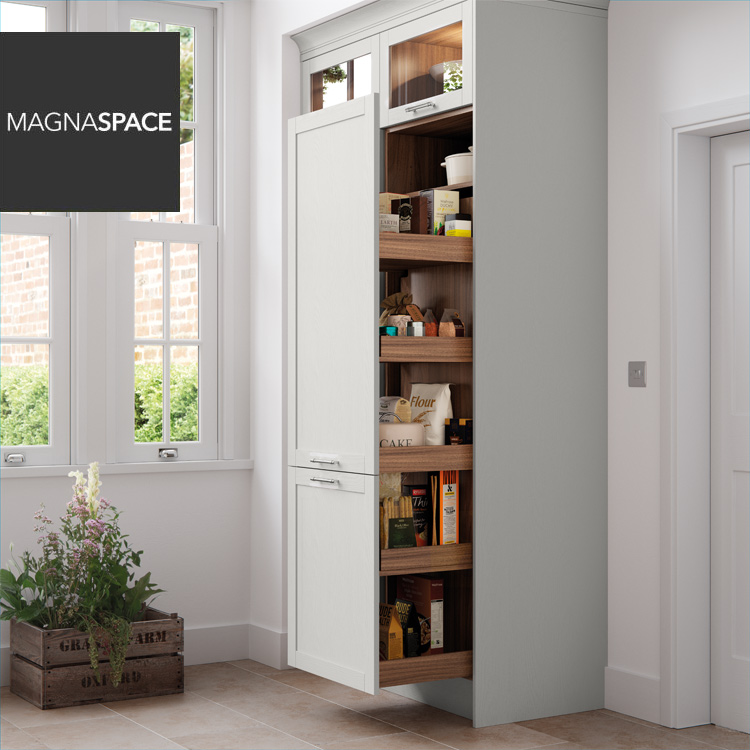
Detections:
288,95,379,475
288,467,378,694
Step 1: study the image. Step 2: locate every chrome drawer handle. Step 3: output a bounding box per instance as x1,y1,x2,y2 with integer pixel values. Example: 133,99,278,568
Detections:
405,101,437,114
311,477,338,484
4,453,25,464
310,458,337,465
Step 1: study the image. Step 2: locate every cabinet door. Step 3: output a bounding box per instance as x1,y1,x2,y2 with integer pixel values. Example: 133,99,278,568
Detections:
288,467,378,693
379,3,472,128
288,95,379,475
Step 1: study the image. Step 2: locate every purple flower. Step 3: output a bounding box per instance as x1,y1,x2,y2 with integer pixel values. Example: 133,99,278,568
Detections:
82,539,100,553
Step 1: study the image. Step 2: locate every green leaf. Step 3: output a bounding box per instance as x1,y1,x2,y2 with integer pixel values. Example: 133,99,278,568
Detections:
0,568,17,587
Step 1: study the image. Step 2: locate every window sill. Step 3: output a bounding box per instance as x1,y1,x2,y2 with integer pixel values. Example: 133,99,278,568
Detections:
0,459,254,480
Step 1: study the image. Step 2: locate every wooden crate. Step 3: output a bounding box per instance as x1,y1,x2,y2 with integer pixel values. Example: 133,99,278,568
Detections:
10,608,184,709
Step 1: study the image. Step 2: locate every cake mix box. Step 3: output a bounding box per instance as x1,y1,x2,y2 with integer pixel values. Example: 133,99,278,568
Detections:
396,575,444,655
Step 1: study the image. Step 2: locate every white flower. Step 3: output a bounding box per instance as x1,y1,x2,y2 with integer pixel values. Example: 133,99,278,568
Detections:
68,470,85,488
86,462,102,515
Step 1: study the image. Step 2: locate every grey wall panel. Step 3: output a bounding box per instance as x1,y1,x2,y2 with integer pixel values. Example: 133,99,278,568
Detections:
473,0,607,727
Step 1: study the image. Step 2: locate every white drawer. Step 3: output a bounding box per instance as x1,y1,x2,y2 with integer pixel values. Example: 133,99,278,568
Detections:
295,450,366,475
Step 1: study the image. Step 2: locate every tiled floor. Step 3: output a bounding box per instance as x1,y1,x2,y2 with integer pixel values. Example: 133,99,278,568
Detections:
1,660,748,750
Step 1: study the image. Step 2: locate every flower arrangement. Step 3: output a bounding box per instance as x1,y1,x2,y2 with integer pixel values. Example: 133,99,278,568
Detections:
0,463,162,686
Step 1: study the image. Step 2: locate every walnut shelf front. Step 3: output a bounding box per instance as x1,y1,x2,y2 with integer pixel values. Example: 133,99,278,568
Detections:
379,650,473,687
380,543,473,576
380,337,472,363
379,445,473,472
379,234,472,271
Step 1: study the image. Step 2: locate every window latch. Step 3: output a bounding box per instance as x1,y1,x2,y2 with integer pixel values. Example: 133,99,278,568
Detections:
159,449,178,459
4,453,25,464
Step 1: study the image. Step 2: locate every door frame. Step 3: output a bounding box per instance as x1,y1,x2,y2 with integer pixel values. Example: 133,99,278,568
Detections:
659,95,749,729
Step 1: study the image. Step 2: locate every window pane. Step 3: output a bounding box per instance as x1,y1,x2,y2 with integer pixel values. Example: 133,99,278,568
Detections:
1,233,49,338
3,211,48,215
134,345,163,442
1,343,49,446
311,63,349,111
170,345,198,442
169,243,198,339
130,18,158,32
166,129,194,223
1,1,45,32
166,24,194,123
353,54,371,99
134,241,163,339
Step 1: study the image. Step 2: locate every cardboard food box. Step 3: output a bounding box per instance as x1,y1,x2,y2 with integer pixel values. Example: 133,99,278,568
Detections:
420,190,460,235
445,418,473,446
394,598,421,658
379,603,404,660
379,192,408,215
380,213,399,233
391,197,412,233
431,470,459,545
396,575,444,655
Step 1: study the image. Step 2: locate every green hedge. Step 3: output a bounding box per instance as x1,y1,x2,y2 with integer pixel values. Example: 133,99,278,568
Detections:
1,363,198,446
0,365,49,446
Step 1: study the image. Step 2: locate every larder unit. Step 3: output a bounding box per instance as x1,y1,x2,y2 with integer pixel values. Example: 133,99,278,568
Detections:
287,0,607,728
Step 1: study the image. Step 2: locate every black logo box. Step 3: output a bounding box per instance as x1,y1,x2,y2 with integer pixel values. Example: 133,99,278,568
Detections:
0,32,180,212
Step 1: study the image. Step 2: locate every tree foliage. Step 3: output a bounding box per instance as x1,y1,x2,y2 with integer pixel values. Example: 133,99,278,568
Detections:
0,365,49,446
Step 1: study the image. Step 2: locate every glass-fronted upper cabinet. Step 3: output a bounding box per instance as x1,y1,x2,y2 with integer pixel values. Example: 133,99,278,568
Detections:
380,3,472,127
302,38,379,115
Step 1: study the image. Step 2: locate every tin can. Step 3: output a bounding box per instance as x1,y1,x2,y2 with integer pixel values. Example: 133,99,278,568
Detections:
406,322,425,337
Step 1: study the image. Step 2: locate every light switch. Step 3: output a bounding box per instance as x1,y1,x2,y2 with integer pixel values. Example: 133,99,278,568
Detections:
628,361,646,387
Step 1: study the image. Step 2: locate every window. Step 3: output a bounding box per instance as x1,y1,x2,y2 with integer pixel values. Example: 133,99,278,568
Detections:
112,2,218,463
0,0,65,32
311,55,371,111
0,214,70,466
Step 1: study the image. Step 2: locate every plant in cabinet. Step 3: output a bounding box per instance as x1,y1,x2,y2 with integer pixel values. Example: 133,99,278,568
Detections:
0,463,163,686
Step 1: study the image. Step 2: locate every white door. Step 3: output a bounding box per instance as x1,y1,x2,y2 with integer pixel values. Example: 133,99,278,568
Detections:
288,468,378,694
287,95,379,475
711,130,750,734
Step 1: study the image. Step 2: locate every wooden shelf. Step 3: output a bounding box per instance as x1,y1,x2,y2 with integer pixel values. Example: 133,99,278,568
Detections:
379,445,473,473
380,543,472,577
406,181,472,197
380,233,472,271
380,650,473,687
380,337,472,363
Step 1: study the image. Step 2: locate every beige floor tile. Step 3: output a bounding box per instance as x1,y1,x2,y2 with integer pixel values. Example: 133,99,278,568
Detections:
363,703,559,750
24,715,184,750
103,691,262,739
323,729,456,749
518,710,726,750
675,724,750,750
229,659,296,677
599,709,665,730
1,721,51,750
185,662,301,700
172,725,318,750
527,744,584,750
0,689,114,729
268,670,421,712
221,688,402,746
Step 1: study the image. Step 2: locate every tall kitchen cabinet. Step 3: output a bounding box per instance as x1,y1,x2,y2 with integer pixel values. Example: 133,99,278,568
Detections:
287,0,608,728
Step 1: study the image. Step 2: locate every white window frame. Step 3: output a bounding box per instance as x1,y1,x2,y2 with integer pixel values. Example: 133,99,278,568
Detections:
118,0,215,225
114,221,218,463
0,0,66,32
109,0,219,464
0,213,71,466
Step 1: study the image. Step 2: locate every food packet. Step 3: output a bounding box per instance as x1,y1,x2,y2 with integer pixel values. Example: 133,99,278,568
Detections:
423,309,438,337
438,309,465,337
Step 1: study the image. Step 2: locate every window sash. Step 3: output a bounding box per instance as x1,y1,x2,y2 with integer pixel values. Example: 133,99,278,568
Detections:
0,213,70,466
113,221,218,462
1,0,67,31
118,1,215,225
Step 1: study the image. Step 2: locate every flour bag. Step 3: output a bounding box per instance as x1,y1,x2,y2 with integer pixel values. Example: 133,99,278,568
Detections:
409,383,452,446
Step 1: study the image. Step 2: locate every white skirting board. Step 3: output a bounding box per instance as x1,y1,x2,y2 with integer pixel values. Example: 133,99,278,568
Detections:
249,623,289,670
605,666,661,724
0,623,253,687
